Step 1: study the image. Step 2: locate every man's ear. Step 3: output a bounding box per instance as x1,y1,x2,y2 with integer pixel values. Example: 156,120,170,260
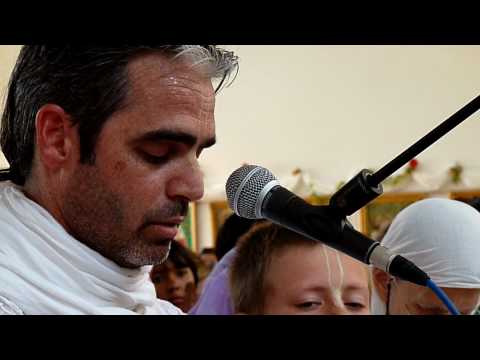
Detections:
372,268,391,303
35,104,76,171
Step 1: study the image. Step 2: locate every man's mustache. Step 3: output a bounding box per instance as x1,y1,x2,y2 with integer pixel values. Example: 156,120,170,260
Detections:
143,200,189,224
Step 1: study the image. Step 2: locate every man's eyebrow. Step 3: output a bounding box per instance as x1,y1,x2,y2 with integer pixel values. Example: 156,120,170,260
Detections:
136,130,216,149
201,136,216,150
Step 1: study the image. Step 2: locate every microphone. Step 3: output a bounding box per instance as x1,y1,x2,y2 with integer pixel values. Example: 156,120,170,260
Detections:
226,164,429,287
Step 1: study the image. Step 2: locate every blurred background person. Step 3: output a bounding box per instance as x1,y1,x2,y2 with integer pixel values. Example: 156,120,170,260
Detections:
193,253,210,299
215,214,256,261
199,248,217,272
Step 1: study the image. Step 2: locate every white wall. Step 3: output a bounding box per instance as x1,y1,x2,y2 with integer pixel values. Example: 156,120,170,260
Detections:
1,46,480,249
201,45,480,191
0,45,21,167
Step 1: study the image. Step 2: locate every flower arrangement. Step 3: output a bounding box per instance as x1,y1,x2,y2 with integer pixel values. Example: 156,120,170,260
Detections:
384,158,419,187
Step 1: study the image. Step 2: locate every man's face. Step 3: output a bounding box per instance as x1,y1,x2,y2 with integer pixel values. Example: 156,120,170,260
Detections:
62,53,216,268
388,279,480,315
262,244,371,315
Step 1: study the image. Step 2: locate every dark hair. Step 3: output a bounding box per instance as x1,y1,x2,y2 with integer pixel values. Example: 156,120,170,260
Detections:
467,197,480,212
0,45,238,185
162,240,199,285
200,247,216,255
215,213,257,260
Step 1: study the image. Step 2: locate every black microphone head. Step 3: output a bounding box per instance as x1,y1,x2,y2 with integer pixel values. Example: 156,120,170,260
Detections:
225,165,279,219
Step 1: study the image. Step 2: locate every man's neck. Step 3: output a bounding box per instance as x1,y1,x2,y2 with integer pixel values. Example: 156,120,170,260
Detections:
23,177,70,233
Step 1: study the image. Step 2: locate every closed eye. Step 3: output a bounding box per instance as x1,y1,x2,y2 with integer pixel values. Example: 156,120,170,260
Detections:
345,302,367,310
176,269,190,278
151,275,164,283
137,143,175,165
296,301,322,310
141,152,170,165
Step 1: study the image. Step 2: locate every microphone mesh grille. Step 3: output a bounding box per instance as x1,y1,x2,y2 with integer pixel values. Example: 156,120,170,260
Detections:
225,165,277,219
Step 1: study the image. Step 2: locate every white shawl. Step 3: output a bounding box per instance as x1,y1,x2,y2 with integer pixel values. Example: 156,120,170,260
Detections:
371,198,480,315
0,181,183,315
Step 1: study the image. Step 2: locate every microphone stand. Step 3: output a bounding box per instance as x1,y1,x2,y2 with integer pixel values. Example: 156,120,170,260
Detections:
329,94,480,217
324,95,480,309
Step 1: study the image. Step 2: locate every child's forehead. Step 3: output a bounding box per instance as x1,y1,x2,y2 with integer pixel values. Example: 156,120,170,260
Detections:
268,244,369,284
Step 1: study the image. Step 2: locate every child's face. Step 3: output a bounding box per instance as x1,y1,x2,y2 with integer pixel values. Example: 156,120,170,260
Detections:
151,260,196,312
262,244,370,315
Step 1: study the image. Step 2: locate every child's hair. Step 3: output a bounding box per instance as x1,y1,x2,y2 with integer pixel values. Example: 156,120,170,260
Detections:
230,222,317,314
200,247,216,255
152,240,199,285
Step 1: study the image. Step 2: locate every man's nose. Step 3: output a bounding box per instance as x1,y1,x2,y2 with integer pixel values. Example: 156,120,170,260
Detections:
166,160,204,202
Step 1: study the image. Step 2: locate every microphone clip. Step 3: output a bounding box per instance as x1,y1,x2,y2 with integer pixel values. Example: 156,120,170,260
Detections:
328,169,383,217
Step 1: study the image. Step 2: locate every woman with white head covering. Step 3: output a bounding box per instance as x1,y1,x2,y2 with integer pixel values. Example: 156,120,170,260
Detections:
371,198,480,315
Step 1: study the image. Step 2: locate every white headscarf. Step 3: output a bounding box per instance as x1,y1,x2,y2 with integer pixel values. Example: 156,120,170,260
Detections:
371,198,480,315
0,181,183,315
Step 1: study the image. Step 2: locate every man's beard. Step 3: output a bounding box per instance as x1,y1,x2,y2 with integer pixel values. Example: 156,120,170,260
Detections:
61,166,187,268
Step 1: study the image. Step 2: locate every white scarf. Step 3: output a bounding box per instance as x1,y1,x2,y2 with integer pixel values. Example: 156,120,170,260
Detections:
0,181,183,315
371,198,480,315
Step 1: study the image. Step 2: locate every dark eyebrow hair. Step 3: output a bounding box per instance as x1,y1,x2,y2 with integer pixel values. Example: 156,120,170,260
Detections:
136,130,216,150
201,136,217,150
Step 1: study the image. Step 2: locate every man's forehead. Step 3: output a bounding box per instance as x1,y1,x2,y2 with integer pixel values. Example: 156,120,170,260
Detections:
115,52,216,140
124,53,215,120
127,52,214,92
